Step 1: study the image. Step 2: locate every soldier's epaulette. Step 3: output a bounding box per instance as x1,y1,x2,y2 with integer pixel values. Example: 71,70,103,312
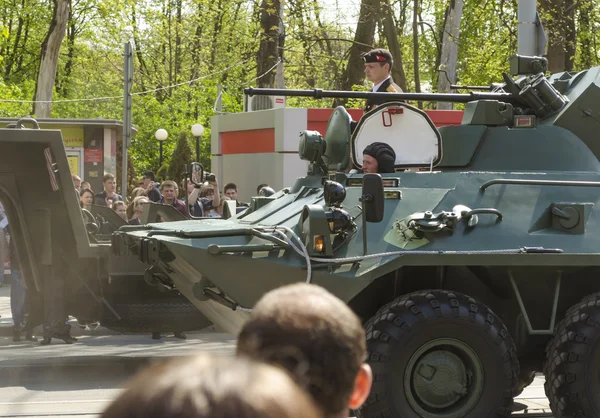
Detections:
386,85,398,93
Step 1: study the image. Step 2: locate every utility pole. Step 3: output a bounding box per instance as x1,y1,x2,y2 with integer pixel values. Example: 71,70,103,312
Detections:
122,42,133,197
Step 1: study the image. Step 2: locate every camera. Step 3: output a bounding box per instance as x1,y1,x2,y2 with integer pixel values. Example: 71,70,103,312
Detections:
205,172,216,182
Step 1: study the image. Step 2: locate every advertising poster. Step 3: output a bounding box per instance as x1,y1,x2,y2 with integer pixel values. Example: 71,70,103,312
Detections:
67,155,79,175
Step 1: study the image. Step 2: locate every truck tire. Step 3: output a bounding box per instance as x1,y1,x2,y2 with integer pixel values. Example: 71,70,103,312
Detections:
358,290,519,418
101,301,211,333
543,293,600,418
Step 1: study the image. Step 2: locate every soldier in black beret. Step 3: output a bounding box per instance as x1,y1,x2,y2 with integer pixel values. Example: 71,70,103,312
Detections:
362,48,403,113
362,142,396,173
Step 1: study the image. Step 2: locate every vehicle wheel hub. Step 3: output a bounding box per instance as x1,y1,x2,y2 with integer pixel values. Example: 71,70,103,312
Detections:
404,338,484,418
413,350,467,408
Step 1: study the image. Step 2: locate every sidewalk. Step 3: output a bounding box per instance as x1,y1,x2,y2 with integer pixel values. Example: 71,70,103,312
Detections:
0,283,15,333
0,284,121,338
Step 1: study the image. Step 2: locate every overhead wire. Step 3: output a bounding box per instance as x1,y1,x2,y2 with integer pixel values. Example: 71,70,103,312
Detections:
0,57,253,104
213,59,282,112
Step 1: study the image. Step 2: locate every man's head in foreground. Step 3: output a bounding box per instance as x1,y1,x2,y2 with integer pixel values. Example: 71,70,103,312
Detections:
237,283,372,418
101,354,322,418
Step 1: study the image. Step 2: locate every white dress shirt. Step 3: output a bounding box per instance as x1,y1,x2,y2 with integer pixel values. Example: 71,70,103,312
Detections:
372,76,392,92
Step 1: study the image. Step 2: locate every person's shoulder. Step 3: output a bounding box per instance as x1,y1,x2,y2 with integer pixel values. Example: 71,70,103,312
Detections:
386,81,402,93
95,191,106,198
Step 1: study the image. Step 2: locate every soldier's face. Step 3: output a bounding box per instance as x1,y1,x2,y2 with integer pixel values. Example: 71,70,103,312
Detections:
362,155,378,174
364,62,389,83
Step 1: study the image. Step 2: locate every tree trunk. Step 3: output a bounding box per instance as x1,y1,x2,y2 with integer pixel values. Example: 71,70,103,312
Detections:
58,0,76,97
15,16,30,75
564,0,576,71
166,0,173,91
311,0,338,87
32,0,69,118
539,0,576,73
209,0,225,71
256,0,282,88
189,2,205,81
336,0,380,106
131,4,148,91
412,0,421,108
381,0,407,91
4,0,25,80
174,0,182,82
436,0,463,110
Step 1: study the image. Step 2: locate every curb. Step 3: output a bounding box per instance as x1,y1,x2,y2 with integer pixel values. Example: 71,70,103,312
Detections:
0,320,123,338
0,321,218,338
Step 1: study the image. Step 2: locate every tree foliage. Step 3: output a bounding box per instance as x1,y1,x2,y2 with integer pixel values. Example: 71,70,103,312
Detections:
0,0,599,176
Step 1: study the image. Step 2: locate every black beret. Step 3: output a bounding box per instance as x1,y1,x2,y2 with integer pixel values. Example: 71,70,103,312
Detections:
363,49,393,64
363,142,396,173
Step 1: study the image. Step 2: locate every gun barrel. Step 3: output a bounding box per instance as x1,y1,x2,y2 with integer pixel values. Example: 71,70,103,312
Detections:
450,85,494,91
244,87,517,104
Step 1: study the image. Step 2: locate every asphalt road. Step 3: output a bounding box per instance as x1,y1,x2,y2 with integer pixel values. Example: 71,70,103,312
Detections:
0,281,551,418
0,332,237,417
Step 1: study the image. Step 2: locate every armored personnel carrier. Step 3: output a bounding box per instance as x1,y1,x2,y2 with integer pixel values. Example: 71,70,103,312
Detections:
112,50,600,418
0,118,210,339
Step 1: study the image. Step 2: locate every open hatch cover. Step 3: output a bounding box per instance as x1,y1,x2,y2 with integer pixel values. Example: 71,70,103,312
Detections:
351,102,443,170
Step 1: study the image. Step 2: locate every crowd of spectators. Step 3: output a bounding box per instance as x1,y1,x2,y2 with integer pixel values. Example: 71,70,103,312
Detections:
74,171,271,225
1,172,273,343
71,171,271,341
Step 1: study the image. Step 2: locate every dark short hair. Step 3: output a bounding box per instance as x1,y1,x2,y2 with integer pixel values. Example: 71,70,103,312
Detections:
224,183,237,193
111,201,126,210
79,187,94,197
101,354,323,418
103,173,115,183
237,283,366,417
256,183,268,195
143,171,155,181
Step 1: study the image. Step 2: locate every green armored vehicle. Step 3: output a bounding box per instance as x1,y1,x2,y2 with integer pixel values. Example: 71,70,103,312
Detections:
0,118,210,341
113,53,600,418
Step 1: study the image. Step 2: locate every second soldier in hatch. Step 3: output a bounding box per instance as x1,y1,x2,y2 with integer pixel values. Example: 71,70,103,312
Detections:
363,48,403,112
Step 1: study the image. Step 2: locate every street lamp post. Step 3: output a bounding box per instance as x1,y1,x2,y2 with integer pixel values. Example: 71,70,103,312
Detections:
191,124,205,162
155,128,168,168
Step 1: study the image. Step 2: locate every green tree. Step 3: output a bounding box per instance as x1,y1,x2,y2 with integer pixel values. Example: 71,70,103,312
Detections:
167,130,194,188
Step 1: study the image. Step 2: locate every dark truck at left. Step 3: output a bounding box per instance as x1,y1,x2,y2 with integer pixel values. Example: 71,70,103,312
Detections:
0,119,210,341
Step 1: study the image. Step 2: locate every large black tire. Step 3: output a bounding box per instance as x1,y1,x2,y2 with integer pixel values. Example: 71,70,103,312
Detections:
101,301,212,333
543,293,600,418
358,290,519,418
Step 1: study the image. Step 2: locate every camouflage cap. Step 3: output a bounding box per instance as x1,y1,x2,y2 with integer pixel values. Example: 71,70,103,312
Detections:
363,48,393,64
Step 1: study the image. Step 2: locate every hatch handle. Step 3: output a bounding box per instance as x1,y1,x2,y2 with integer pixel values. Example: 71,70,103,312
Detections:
461,208,503,221
15,118,40,129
